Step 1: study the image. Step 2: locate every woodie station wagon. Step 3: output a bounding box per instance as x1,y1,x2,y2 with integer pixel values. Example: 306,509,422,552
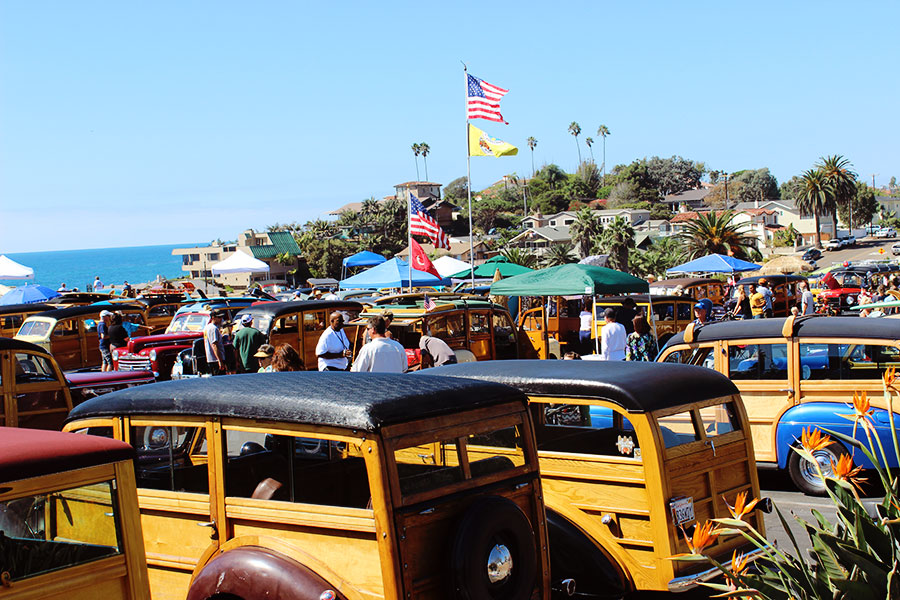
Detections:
64,373,551,600
427,360,767,595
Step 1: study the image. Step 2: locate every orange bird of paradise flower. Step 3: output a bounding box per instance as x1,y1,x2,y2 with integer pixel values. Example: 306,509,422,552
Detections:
727,550,750,587
683,520,720,554
801,427,832,453
830,454,866,490
725,490,760,521
884,366,897,391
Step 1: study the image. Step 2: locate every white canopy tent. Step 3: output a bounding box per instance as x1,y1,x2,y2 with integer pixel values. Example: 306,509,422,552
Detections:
210,251,270,274
433,256,472,279
0,255,34,280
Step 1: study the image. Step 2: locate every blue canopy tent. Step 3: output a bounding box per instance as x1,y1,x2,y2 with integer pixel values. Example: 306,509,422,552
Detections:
666,253,761,274
339,257,448,290
340,251,387,280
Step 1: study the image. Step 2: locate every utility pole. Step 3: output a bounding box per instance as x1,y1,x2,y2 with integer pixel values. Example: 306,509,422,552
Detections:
522,182,528,217
723,172,729,210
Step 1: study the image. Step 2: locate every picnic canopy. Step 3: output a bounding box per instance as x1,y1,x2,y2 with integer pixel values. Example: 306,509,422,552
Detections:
342,251,386,268
490,263,649,297
452,256,534,279
666,253,760,274
0,284,60,305
433,256,472,278
210,251,270,275
339,257,448,290
0,255,34,280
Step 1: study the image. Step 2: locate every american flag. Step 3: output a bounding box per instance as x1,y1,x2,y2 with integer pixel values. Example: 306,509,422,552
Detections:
467,74,508,123
410,193,451,249
423,294,436,312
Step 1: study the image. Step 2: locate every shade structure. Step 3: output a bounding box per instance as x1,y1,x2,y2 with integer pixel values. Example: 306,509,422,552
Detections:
0,284,12,297
0,255,34,280
758,255,814,275
210,251,270,275
491,264,649,297
339,257,448,289
433,256,472,278
342,251,387,268
578,255,609,267
452,261,534,279
0,284,60,305
666,254,760,274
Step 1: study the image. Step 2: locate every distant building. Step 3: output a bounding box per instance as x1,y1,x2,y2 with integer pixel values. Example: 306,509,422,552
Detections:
733,200,835,245
506,225,572,257
662,188,712,211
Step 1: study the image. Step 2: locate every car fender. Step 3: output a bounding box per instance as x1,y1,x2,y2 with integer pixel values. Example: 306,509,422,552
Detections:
188,541,354,600
545,508,629,596
775,402,899,469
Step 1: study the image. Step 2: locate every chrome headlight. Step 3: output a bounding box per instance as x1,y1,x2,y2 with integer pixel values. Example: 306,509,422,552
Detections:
149,349,157,361
846,296,855,305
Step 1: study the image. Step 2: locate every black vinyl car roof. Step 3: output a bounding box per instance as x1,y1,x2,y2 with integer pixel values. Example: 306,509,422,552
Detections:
236,300,364,320
67,372,526,432
664,316,900,347
422,360,738,413
0,337,48,353
0,303,53,315
32,304,144,320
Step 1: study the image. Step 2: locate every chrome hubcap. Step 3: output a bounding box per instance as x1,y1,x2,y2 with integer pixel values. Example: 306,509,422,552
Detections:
486,543,513,584
801,449,836,486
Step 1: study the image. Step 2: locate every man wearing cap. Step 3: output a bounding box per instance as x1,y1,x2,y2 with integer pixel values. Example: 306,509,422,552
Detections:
693,298,713,326
204,311,227,375
254,344,275,372
757,278,774,318
233,314,266,373
98,310,113,372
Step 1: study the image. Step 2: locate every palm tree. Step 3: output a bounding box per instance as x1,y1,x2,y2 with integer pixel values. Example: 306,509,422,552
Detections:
544,242,575,267
500,247,539,269
676,211,756,259
584,137,595,164
527,137,538,177
568,122,582,167
359,197,380,234
630,237,683,279
569,207,602,258
419,143,431,181
816,154,857,228
596,125,610,185
411,143,421,181
599,216,635,272
538,164,567,189
796,169,833,249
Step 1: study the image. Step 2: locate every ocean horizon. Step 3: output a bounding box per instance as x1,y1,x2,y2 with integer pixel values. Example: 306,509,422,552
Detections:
0,243,201,291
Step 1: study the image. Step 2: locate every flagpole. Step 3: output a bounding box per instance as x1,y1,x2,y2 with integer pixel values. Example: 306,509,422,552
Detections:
464,64,475,290
407,191,413,293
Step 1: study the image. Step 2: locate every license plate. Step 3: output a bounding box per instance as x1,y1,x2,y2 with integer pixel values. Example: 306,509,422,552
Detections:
669,496,695,526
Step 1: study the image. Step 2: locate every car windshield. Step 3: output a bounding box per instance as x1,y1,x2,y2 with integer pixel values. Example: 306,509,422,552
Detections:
166,313,209,333
16,320,51,338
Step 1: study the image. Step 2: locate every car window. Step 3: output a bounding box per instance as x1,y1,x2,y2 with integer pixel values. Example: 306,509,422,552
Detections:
17,320,50,338
427,313,465,338
798,342,899,380
273,315,299,334
533,403,641,460
652,302,675,321
223,430,370,508
661,346,713,369
14,352,58,384
52,320,78,337
131,425,209,494
469,312,490,336
303,311,325,331
1,314,23,331
728,343,788,380
655,411,701,448
677,303,692,321
0,480,122,581
492,311,517,359
697,402,741,437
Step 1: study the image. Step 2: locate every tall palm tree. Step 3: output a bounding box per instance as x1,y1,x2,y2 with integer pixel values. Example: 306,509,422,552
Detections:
596,125,610,185
599,216,635,272
569,207,602,258
676,211,756,259
527,137,537,177
796,169,833,249
543,242,575,267
411,143,421,181
360,197,380,234
568,122,582,167
539,164,567,189
419,143,431,181
816,155,857,228
584,137,595,163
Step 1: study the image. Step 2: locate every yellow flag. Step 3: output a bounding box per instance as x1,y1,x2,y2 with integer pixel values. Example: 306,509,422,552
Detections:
468,124,518,157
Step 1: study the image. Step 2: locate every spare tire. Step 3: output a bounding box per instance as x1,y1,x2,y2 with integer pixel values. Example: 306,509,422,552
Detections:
450,495,537,600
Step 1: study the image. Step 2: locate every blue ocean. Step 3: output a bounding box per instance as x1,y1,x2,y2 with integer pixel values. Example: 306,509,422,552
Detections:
0,243,198,291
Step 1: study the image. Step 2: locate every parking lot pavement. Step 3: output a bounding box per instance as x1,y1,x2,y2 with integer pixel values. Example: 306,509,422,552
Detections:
813,237,898,268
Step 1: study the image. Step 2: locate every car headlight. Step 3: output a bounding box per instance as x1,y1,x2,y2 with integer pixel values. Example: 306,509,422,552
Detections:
149,349,157,361
847,296,855,304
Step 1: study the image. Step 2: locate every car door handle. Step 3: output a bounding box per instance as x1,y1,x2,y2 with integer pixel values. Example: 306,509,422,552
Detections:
197,520,218,540
778,388,795,395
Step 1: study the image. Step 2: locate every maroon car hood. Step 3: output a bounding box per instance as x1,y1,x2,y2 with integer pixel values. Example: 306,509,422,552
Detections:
66,370,155,387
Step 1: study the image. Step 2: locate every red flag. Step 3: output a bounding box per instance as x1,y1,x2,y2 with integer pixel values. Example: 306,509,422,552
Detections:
410,238,441,279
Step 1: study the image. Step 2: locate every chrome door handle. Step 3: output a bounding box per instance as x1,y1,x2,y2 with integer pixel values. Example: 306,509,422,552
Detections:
197,520,218,540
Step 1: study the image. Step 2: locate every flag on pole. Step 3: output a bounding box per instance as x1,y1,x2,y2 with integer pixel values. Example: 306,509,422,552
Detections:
410,238,442,279
410,193,451,249
423,293,437,312
466,74,508,123
468,124,518,157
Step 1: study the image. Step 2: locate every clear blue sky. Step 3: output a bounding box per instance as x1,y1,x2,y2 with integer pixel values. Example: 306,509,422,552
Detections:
1,1,897,253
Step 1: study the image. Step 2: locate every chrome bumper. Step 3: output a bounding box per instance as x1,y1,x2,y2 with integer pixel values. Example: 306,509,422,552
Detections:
668,547,767,592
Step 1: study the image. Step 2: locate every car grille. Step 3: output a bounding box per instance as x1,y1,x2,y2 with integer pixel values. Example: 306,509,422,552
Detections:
118,356,152,371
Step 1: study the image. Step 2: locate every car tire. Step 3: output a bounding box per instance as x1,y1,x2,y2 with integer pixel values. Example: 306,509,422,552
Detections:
787,441,848,495
450,495,537,600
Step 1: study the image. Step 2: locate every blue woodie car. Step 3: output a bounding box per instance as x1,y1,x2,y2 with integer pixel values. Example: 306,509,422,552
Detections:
659,316,900,494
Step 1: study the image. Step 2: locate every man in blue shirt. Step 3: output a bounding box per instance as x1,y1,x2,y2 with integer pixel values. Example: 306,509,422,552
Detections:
98,310,113,372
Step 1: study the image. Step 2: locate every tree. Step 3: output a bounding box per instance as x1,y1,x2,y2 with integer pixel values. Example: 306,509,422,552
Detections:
630,237,683,280
444,176,468,203
576,161,601,197
419,143,430,180
584,137,594,163
730,168,780,204
779,175,805,204
646,156,705,197
599,216,635,272
569,207,602,258
527,137,537,178
536,164,567,189
500,247,539,269
543,242,575,267
676,210,756,259
817,154,857,228
568,122,582,167
796,169,833,249
411,143,421,181
596,125,610,184
837,181,878,227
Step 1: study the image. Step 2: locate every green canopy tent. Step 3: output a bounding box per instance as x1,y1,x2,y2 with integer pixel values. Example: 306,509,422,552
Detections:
451,260,534,279
490,264,650,356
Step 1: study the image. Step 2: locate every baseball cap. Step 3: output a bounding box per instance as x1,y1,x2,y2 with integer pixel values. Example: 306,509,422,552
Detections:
695,298,713,312
100,310,113,318
254,344,275,358
240,314,253,326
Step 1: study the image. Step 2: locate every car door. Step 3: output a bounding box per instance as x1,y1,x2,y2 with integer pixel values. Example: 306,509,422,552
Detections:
50,318,85,371
7,349,72,429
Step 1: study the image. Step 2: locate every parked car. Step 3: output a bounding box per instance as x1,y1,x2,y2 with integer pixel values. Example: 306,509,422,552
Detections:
875,228,896,238
823,239,842,251
0,427,150,599
658,315,900,494
15,304,147,371
816,264,900,313
64,372,552,600
649,277,728,305
0,337,154,430
892,242,900,256
801,248,822,262
426,360,768,594
0,303,53,339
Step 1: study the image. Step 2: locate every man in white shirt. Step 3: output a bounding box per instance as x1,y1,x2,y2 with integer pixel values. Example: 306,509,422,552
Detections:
599,308,626,361
799,281,815,315
315,312,352,371
351,317,407,373
203,311,227,375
